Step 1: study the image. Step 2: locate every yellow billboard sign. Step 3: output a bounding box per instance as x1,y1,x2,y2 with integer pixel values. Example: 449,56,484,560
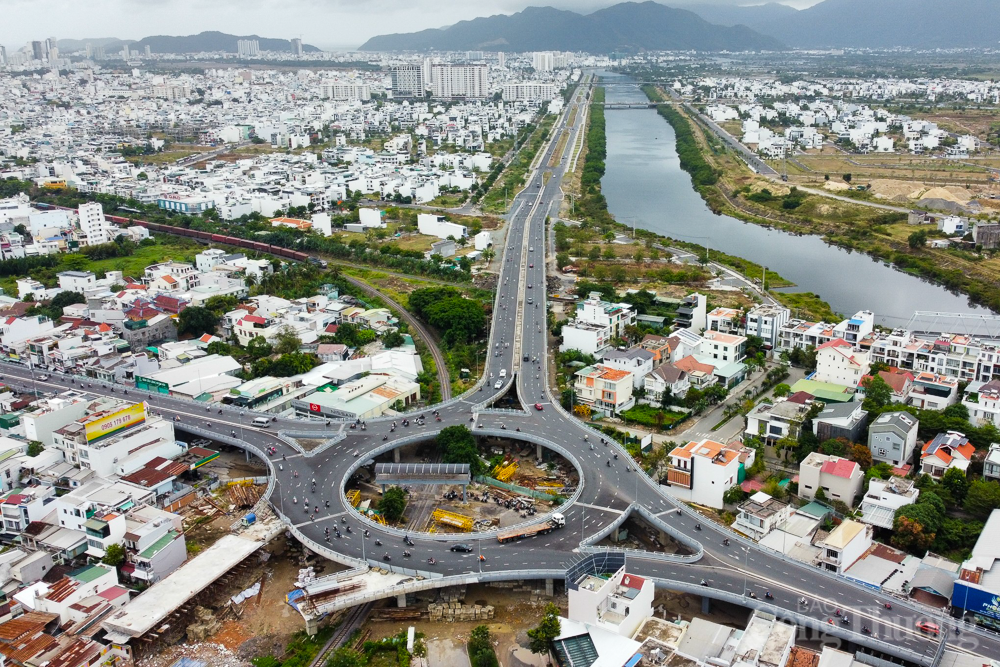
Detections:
85,403,146,443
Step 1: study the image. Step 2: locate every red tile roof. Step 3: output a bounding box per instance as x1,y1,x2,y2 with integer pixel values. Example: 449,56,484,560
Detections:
621,573,645,589
820,458,858,479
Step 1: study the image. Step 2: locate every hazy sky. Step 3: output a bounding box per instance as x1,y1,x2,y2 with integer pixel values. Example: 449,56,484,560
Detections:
0,0,822,50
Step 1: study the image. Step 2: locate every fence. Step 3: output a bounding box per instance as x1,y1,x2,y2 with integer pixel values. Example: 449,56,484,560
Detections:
473,475,566,502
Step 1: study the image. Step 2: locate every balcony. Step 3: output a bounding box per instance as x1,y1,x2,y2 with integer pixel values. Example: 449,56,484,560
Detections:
666,467,692,489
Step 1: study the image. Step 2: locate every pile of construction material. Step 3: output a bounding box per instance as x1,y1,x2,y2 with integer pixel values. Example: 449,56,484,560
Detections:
427,601,495,623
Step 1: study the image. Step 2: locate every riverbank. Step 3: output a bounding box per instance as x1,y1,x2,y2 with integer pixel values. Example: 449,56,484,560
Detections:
558,84,804,310
640,84,1000,315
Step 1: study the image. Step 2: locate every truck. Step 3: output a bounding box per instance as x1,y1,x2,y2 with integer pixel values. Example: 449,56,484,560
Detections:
496,513,566,544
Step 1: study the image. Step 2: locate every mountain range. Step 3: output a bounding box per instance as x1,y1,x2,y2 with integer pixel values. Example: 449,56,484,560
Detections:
682,0,1000,49
360,0,1000,53
359,2,784,52
57,31,320,55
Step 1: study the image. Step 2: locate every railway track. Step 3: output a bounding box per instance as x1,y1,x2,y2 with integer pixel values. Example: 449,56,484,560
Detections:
309,600,375,667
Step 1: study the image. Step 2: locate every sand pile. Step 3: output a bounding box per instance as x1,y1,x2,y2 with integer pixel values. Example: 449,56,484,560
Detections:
920,186,971,204
823,181,850,191
868,179,926,200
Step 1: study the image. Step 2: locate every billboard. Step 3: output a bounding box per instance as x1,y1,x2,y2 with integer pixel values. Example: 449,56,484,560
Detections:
953,581,1000,621
85,403,146,443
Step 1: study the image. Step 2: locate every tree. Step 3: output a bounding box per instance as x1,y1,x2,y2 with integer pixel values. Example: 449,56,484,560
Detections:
326,648,365,667
940,467,970,506
527,602,562,655
247,335,273,360
814,487,828,503
468,625,499,667
587,246,601,261
848,443,873,471
820,438,848,457
26,441,44,457
206,340,234,356
602,247,616,260
382,331,405,349
861,374,893,412
176,306,219,338
892,515,935,554
964,479,1000,520
203,295,238,315
908,230,928,249
772,383,791,398
101,543,126,567
378,486,407,522
842,173,852,183
273,326,302,355
436,425,485,475
723,484,747,505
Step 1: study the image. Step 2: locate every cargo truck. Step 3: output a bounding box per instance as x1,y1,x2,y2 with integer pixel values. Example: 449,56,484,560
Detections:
496,513,566,543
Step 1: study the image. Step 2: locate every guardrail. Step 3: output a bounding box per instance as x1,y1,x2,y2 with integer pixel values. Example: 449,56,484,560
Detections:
578,503,703,564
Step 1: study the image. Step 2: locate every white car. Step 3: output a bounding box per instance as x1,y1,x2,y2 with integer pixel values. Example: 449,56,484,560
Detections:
494,380,503,389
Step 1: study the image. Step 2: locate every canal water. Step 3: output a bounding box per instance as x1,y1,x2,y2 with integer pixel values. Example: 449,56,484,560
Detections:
597,73,992,330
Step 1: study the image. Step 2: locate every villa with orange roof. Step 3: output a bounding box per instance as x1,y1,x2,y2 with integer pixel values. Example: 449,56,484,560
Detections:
664,439,741,508
573,364,635,416
920,431,975,478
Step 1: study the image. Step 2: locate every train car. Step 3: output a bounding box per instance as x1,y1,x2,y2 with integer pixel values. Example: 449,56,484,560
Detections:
210,234,230,244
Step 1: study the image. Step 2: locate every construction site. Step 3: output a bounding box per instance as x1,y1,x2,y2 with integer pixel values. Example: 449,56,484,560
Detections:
345,436,579,534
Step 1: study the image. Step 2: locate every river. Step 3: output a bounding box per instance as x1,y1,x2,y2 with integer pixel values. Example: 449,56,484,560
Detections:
597,73,993,331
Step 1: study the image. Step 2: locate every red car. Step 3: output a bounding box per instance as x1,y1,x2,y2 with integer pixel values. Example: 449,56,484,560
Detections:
529,263,534,268
534,403,544,411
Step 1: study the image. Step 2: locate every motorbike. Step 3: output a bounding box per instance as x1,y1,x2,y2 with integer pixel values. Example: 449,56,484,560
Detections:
764,592,773,600
884,603,892,610
427,558,436,565
700,579,709,587
695,524,701,531
383,553,391,561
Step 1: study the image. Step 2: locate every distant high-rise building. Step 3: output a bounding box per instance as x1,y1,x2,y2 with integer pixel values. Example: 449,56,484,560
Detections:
85,43,92,58
0,46,7,66
238,39,260,58
532,52,554,72
390,64,425,98
430,63,488,99
144,44,152,58
497,52,505,69
291,38,303,56
121,44,130,60
31,41,45,61
466,51,484,61
93,45,106,61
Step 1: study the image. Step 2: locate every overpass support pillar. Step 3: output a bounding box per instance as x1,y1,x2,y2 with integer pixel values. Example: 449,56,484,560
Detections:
545,579,554,597
462,485,466,502
536,443,543,462
393,448,400,463
304,615,320,637
397,594,407,608
701,596,711,615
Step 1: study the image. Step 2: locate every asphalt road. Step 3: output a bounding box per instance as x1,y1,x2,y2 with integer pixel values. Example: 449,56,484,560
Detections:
1,80,993,662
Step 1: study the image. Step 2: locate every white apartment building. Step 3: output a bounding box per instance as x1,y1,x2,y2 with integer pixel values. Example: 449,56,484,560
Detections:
664,439,742,509
532,52,555,72
417,213,467,239
390,64,425,97
744,303,790,350
502,82,557,102
78,202,110,245
560,292,636,356
320,82,371,101
697,330,747,365
813,338,870,387
568,566,654,638
573,365,634,416
51,401,183,477
777,310,874,352
601,348,654,389
430,64,489,99
20,391,92,445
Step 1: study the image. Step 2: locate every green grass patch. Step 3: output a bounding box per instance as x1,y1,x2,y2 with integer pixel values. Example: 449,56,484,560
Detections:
620,404,688,431
773,291,841,322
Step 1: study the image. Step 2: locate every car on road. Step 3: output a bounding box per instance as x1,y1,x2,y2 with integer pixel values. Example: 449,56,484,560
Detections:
494,380,503,389
529,247,534,252
38,375,50,381
527,284,532,289
534,403,543,411
450,544,474,552
529,264,533,268
916,621,940,636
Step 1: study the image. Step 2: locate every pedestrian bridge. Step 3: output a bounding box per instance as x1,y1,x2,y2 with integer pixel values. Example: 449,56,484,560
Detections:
601,103,667,109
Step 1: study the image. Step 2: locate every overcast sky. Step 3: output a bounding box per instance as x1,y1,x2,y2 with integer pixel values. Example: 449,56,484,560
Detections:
0,0,822,50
